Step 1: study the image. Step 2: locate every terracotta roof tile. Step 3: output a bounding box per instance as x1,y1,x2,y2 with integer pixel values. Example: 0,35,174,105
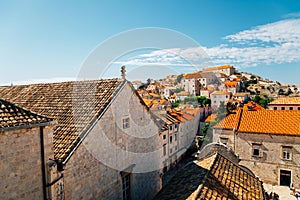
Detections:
269,97,300,105
0,98,54,131
205,113,217,123
239,110,300,135
0,79,125,160
225,81,238,88
154,153,264,200
233,92,250,97
211,90,231,95
203,65,234,71
183,71,202,79
213,109,242,130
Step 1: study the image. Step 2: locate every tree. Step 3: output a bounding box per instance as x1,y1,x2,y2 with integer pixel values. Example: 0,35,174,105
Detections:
175,74,183,84
251,94,274,109
216,101,227,121
226,102,237,112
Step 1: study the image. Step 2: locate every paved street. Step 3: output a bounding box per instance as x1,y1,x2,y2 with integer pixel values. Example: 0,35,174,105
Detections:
264,184,298,200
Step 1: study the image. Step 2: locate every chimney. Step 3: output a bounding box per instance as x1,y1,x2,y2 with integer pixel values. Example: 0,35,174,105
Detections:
121,66,126,80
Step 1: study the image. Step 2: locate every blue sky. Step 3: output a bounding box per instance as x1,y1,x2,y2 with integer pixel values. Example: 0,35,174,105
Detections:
1,0,300,84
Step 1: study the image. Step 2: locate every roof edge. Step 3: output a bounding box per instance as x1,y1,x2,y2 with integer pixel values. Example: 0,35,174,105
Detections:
62,79,127,165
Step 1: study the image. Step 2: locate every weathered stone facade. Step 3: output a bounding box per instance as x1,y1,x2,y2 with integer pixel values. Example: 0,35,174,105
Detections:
0,126,54,199
236,133,300,188
59,83,161,200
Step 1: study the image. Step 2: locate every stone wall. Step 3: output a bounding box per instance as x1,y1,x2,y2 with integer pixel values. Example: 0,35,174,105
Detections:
0,125,54,199
237,132,300,188
62,83,161,200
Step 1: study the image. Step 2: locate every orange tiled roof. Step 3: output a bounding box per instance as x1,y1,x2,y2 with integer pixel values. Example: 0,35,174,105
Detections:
154,153,264,200
149,92,161,98
0,79,125,160
203,65,234,71
183,71,202,79
269,97,300,105
239,110,300,135
211,90,231,95
225,80,238,87
0,98,55,131
213,109,242,130
244,101,265,111
205,113,217,122
233,92,250,97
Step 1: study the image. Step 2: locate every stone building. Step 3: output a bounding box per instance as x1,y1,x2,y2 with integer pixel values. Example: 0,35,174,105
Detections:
210,90,231,108
0,98,56,199
268,97,300,110
202,65,236,76
212,104,300,188
0,79,162,200
152,106,201,173
181,72,202,96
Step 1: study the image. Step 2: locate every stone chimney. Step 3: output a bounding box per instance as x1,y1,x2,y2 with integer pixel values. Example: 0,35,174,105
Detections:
121,66,126,80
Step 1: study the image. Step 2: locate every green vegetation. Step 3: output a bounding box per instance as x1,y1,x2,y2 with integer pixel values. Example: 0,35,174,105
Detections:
252,94,274,109
172,87,184,93
171,96,211,108
216,101,227,121
175,74,183,84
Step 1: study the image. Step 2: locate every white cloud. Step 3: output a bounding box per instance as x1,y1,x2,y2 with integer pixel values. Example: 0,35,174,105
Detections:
114,16,300,70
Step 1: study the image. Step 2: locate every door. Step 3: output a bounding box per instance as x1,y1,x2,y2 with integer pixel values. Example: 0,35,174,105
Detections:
280,169,291,186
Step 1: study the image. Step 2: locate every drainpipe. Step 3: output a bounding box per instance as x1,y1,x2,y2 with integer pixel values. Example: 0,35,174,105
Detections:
40,126,47,200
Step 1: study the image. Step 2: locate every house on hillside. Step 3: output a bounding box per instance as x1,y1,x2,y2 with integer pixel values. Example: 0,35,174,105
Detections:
224,80,240,94
268,97,300,110
232,92,251,104
0,78,163,200
210,90,231,109
212,104,300,188
0,99,56,200
203,65,236,76
154,152,265,200
198,72,218,88
181,72,202,96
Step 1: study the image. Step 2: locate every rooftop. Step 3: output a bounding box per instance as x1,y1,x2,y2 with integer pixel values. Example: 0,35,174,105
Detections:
203,65,234,71
213,109,242,130
183,71,202,79
269,97,300,105
233,92,251,97
239,110,300,135
0,98,55,132
211,90,231,95
225,80,238,88
154,153,264,200
0,79,125,160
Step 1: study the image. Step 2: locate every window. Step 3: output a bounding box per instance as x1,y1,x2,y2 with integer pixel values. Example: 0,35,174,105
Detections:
175,134,177,141
289,107,293,110
282,146,292,160
252,144,262,157
274,107,277,110
298,107,300,110
122,174,131,200
170,148,172,154
169,125,173,131
163,134,166,140
220,138,228,145
175,124,178,130
170,136,173,144
122,117,130,129
163,144,166,156
281,107,285,110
